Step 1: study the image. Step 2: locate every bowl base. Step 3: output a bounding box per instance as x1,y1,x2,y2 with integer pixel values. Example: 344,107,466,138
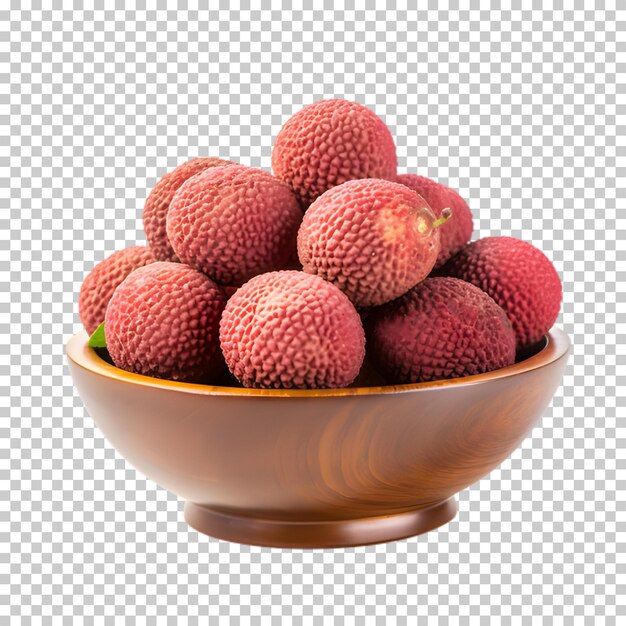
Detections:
184,499,457,549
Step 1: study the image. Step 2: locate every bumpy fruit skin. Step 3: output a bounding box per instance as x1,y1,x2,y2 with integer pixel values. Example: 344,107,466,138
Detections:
143,157,234,261
79,246,156,335
368,277,516,384
167,164,303,286
105,262,226,383
272,99,398,207
298,178,441,308
220,271,365,389
395,174,473,268
437,236,562,351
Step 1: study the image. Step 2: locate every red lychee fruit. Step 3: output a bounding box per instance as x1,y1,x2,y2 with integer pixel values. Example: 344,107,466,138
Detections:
272,99,398,207
220,271,365,389
105,262,226,383
367,277,516,384
79,246,157,335
166,164,303,286
143,157,235,261
437,236,562,351
395,174,473,268
297,178,445,308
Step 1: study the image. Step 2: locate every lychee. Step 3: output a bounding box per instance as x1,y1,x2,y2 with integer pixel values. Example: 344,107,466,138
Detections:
79,246,157,335
272,99,398,207
166,164,303,286
297,178,446,308
105,262,226,383
395,174,473,268
219,271,365,389
143,157,234,261
437,236,562,351
367,277,516,384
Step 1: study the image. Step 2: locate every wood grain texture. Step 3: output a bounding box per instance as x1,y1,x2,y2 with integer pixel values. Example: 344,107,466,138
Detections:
67,329,570,547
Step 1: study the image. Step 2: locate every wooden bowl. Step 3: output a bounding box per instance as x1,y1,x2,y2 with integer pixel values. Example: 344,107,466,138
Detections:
66,328,570,548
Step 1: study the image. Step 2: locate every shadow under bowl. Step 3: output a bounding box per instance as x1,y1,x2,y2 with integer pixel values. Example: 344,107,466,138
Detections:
66,328,570,548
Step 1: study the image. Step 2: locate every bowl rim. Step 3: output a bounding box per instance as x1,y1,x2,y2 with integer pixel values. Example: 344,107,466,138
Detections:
66,328,570,398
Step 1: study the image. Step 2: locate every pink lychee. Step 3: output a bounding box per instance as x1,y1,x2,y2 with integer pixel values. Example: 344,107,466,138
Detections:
166,164,303,286
272,99,398,207
220,270,365,389
79,246,157,335
368,277,516,384
143,157,235,261
105,262,226,383
297,178,444,308
437,236,562,350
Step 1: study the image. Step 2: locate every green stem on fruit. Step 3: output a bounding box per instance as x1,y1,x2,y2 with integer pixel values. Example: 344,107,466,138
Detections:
432,207,453,229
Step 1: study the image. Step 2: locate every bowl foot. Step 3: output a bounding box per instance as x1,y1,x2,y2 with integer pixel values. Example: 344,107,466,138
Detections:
184,498,457,549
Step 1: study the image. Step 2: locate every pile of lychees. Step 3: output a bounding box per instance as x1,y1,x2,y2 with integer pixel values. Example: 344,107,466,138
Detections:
78,99,562,389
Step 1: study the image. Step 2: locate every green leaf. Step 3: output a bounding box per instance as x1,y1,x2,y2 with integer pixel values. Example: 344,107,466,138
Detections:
88,322,107,349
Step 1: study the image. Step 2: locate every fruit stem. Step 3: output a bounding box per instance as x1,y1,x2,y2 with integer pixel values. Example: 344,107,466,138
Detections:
432,207,453,229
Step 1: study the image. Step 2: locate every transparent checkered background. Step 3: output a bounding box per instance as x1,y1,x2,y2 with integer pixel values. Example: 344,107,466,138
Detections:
2,3,623,624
